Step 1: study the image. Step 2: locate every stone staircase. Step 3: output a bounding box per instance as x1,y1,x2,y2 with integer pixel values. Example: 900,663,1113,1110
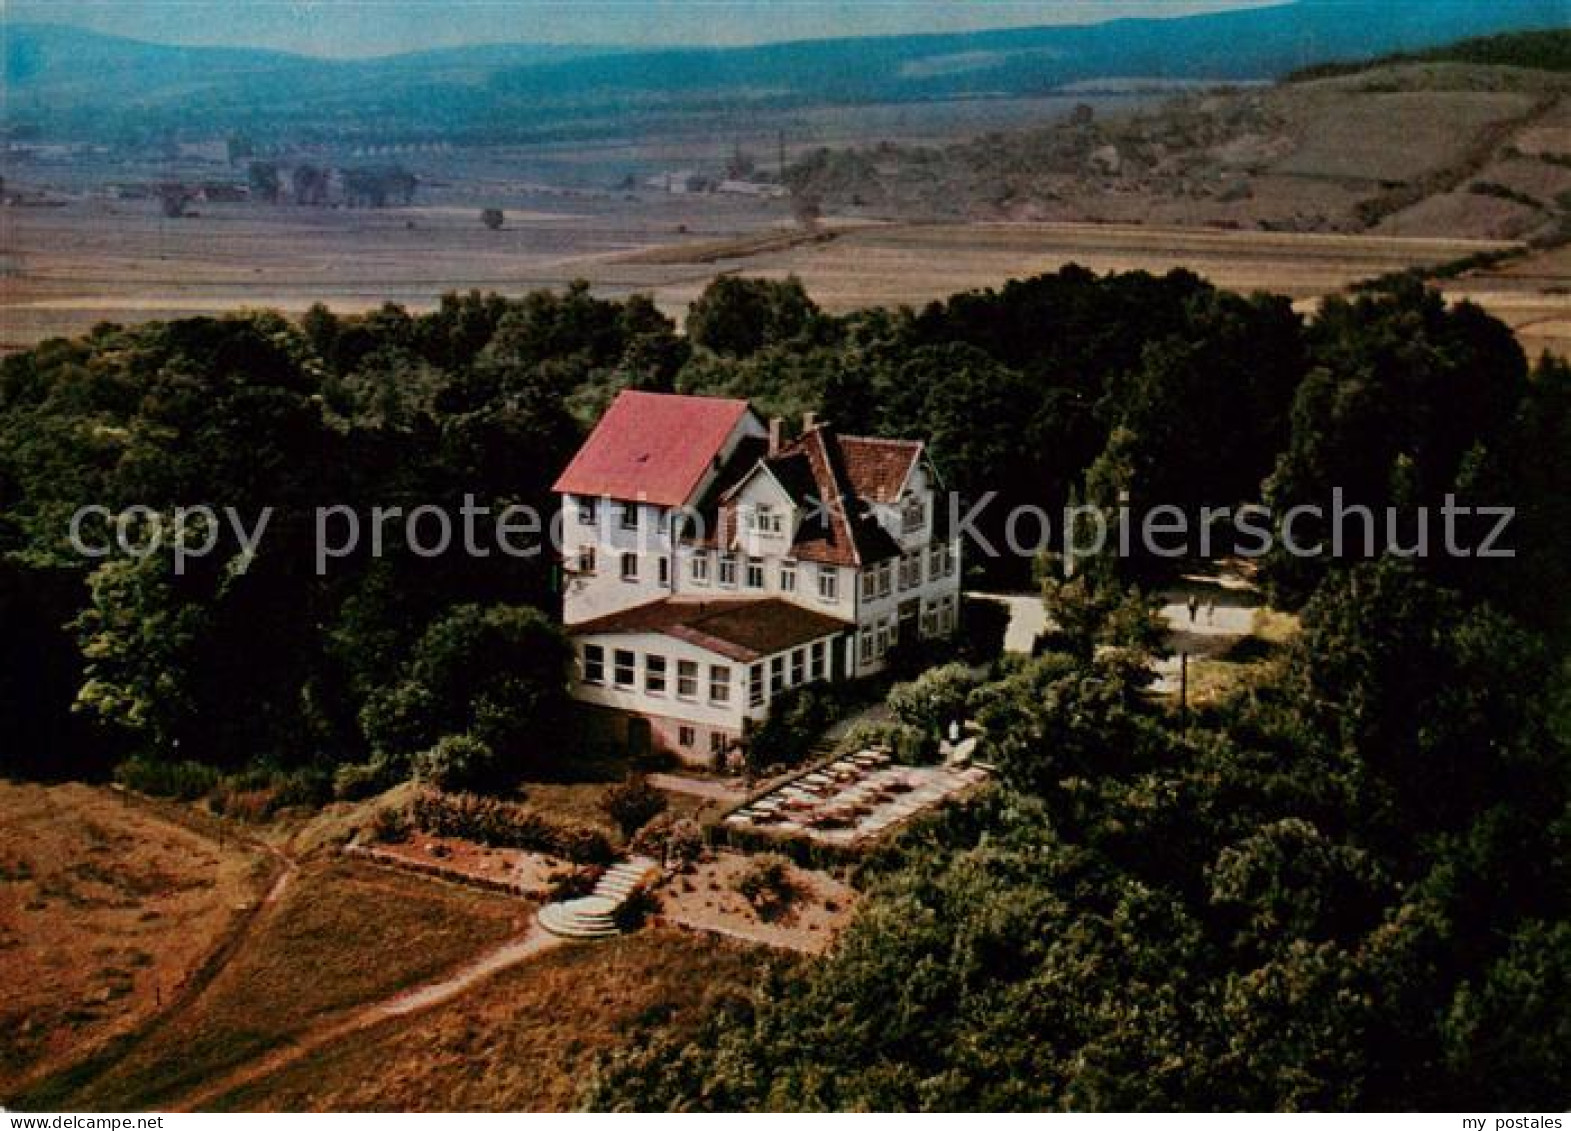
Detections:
537,856,659,940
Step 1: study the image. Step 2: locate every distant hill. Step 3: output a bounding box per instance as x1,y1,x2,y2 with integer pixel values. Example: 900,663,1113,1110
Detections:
3,0,1566,142
1290,28,1571,80
784,42,1571,242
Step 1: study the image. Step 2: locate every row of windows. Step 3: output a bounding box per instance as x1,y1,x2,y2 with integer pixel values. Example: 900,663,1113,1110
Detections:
576,498,663,533
583,646,733,704
692,551,837,602
857,595,958,664
861,543,956,602
746,639,830,707
575,548,673,586
585,638,834,710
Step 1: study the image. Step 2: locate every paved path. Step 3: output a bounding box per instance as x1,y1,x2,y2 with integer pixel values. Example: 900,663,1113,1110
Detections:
646,772,749,803
174,925,565,1111
972,570,1264,694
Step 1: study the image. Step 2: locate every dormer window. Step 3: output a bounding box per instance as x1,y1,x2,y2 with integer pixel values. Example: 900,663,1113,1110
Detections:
901,495,926,535
749,504,784,536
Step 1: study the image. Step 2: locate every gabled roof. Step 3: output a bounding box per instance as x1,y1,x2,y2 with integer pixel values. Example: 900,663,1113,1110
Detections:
553,391,753,507
569,598,849,663
721,427,904,567
838,436,925,504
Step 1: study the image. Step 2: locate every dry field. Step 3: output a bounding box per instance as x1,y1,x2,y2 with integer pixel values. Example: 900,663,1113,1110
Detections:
24,856,526,1111
1450,241,1571,359
206,929,770,1112
7,195,1557,351
0,781,268,1100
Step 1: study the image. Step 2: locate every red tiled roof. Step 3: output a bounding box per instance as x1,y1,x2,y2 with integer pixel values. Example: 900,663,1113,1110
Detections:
553,391,752,507
722,428,903,567
568,598,849,663
838,436,923,504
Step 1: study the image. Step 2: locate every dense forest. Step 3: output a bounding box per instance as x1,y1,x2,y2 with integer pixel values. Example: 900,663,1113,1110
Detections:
2,269,1568,1107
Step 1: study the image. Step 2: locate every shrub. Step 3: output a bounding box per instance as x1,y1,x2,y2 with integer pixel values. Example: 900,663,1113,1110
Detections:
114,757,218,801
369,804,411,843
480,208,504,230
333,759,391,801
631,814,706,870
734,853,799,921
836,720,937,765
748,683,848,770
614,885,661,931
413,733,499,793
887,662,980,737
270,766,333,810
409,789,613,864
601,775,668,836
546,864,603,902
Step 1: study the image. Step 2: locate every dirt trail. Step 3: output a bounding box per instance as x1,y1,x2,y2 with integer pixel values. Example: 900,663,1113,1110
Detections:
173,926,566,1111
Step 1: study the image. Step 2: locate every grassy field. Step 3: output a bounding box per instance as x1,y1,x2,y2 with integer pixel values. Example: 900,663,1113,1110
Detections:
208,930,772,1112
25,857,526,1111
0,782,269,1100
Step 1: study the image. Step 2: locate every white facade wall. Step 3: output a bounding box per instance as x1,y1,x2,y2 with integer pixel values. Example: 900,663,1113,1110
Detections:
571,627,846,761
561,414,767,625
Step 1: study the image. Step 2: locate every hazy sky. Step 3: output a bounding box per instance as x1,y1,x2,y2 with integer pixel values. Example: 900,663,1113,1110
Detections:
8,1,1292,57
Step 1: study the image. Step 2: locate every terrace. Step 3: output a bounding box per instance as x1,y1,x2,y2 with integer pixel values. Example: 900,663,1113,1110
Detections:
724,747,989,848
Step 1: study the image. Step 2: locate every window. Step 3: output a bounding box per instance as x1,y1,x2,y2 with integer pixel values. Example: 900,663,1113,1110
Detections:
710,664,731,704
658,556,670,586
620,503,639,531
748,664,765,707
877,616,894,655
877,560,893,599
621,552,638,582
614,649,636,688
679,725,696,749
862,570,877,601
746,556,765,589
749,504,783,535
677,660,699,700
578,498,598,526
930,542,954,579
645,654,667,695
691,552,711,586
859,631,874,663
770,655,785,695
719,552,738,587
899,552,922,591
817,566,838,603
583,644,605,684
790,648,805,685
921,601,939,638
710,732,727,755
780,560,797,593
902,495,926,535
810,640,825,680
577,545,596,576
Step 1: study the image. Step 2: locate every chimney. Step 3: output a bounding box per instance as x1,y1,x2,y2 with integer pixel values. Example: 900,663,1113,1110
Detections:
768,416,785,455
802,411,818,433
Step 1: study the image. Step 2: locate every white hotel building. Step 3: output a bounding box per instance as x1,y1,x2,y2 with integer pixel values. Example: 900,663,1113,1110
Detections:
554,391,961,766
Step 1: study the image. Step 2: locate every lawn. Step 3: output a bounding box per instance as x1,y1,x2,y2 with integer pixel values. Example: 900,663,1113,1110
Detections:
27,858,525,1111
208,930,773,1111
